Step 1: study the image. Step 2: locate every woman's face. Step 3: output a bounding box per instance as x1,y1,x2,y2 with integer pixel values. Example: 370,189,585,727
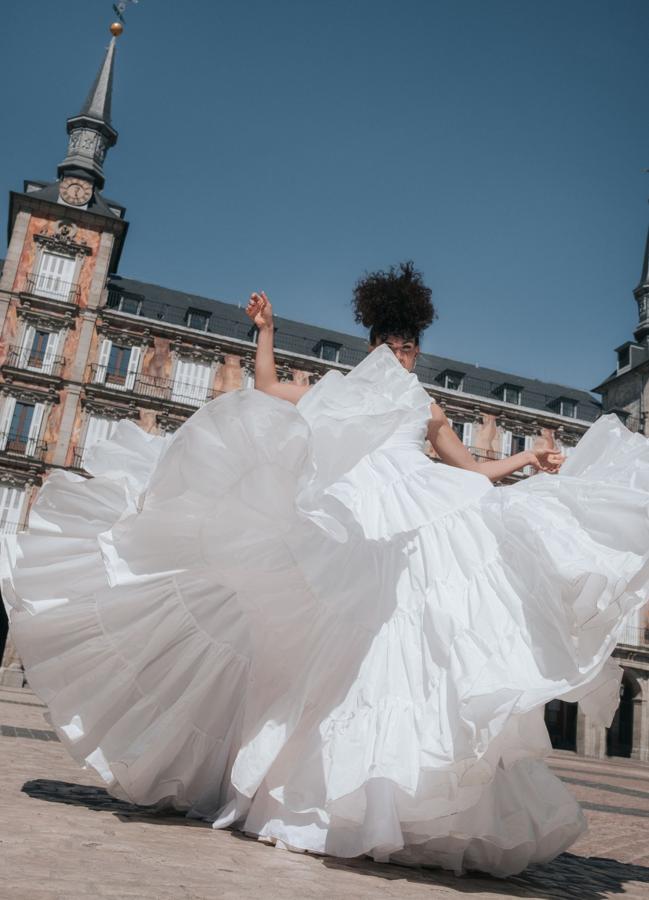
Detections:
371,335,419,371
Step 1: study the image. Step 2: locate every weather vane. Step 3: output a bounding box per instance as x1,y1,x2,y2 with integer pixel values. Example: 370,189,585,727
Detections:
110,0,139,36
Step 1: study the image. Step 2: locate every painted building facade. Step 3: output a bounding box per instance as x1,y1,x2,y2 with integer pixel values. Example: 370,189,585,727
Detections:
0,35,646,761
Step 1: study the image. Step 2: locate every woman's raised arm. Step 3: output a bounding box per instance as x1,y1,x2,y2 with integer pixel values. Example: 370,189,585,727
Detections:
426,404,565,482
245,292,310,404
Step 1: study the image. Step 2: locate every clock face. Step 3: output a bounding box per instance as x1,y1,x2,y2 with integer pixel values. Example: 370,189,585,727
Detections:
59,177,93,207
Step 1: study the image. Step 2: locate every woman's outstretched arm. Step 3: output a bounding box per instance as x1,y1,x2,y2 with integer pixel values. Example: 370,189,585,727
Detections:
245,292,310,404
427,404,564,482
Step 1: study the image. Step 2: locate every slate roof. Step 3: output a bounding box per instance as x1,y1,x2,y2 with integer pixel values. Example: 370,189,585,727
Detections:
107,274,602,423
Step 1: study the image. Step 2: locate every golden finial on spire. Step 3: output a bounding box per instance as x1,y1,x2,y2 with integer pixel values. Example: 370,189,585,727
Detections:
110,22,124,36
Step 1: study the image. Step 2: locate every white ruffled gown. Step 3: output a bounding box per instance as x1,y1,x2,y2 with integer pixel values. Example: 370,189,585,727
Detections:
4,344,649,877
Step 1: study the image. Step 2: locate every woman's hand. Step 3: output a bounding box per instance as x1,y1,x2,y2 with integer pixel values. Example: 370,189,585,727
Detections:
246,291,274,330
525,448,566,474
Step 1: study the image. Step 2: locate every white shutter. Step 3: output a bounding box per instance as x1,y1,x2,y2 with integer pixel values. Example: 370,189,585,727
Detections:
195,362,211,404
462,423,473,448
524,435,536,476
0,485,25,535
242,368,254,390
42,330,62,374
37,253,76,300
0,397,16,450
18,325,36,368
95,339,112,383
172,359,211,406
125,345,141,391
25,403,45,456
82,415,120,464
501,429,512,456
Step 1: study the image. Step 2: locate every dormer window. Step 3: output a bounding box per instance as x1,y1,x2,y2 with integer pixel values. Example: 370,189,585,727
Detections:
106,291,142,315
496,383,522,405
315,340,341,363
549,397,577,418
617,344,631,369
437,369,464,391
185,308,210,331
248,325,259,345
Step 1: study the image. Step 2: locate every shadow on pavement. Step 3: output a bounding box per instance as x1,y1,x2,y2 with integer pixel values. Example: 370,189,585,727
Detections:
21,778,206,827
322,852,649,899
23,779,649,900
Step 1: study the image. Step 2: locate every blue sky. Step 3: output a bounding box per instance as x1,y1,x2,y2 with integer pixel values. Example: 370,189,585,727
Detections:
2,0,648,391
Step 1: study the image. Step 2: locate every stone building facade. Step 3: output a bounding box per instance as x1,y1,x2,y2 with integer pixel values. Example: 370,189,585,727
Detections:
0,34,646,761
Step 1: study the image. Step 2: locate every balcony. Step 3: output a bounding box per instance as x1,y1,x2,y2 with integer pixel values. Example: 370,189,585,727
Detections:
617,624,649,648
22,273,80,304
2,345,66,379
0,432,48,461
88,366,220,408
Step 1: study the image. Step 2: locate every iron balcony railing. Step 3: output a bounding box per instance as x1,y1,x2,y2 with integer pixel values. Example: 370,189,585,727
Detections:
23,273,80,304
0,432,48,460
88,365,219,407
3,345,66,378
617,624,649,648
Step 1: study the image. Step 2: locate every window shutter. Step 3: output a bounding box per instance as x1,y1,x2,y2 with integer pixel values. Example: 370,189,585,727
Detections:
37,253,76,300
0,397,16,450
0,485,25,534
195,362,212,404
462,423,473,448
25,403,45,456
501,429,513,456
242,368,254,389
42,330,62,374
523,435,536,475
95,339,112,383
172,359,211,405
125,345,141,391
18,325,36,368
82,415,120,464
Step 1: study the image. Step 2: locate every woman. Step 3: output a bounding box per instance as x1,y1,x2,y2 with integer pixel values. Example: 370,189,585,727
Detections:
4,262,648,877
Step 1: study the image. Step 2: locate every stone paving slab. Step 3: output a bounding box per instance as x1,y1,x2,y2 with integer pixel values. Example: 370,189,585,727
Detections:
1,686,649,900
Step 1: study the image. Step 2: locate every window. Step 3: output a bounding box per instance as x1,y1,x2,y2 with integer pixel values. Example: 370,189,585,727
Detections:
0,398,45,456
171,358,213,406
185,308,210,331
559,399,577,418
511,434,526,455
497,384,522,405
18,326,63,374
95,339,141,391
317,341,341,363
35,252,76,300
617,345,631,369
0,485,25,534
241,368,255,390
248,326,259,345
449,420,473,446
82,415,120,465
107,293,142,315
438,370,464,391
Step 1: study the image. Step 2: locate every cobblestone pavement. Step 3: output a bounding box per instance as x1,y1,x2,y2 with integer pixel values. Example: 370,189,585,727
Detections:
1,685,648,900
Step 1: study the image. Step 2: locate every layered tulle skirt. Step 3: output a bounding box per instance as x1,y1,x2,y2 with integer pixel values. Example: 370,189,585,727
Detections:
4,345,649,876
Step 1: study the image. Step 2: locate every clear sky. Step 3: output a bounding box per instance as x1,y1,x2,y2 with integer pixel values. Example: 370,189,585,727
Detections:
2,0,648,391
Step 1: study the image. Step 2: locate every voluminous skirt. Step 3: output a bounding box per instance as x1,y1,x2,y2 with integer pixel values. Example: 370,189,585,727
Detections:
4,345,649,877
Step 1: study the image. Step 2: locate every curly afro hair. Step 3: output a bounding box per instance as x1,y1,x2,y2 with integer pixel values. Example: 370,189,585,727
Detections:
351,261,436,346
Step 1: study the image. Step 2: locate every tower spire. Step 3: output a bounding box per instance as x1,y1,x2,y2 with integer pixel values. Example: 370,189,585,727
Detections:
58,35,119,190
633,211,649,344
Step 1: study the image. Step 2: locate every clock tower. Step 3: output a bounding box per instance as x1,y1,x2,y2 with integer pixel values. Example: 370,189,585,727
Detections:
58,34,119,205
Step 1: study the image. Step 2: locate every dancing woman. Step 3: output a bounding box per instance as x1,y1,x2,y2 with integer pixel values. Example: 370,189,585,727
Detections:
4,262,649,876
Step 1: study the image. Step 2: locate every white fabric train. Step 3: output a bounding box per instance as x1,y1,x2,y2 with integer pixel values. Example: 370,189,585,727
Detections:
4,344,649,876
